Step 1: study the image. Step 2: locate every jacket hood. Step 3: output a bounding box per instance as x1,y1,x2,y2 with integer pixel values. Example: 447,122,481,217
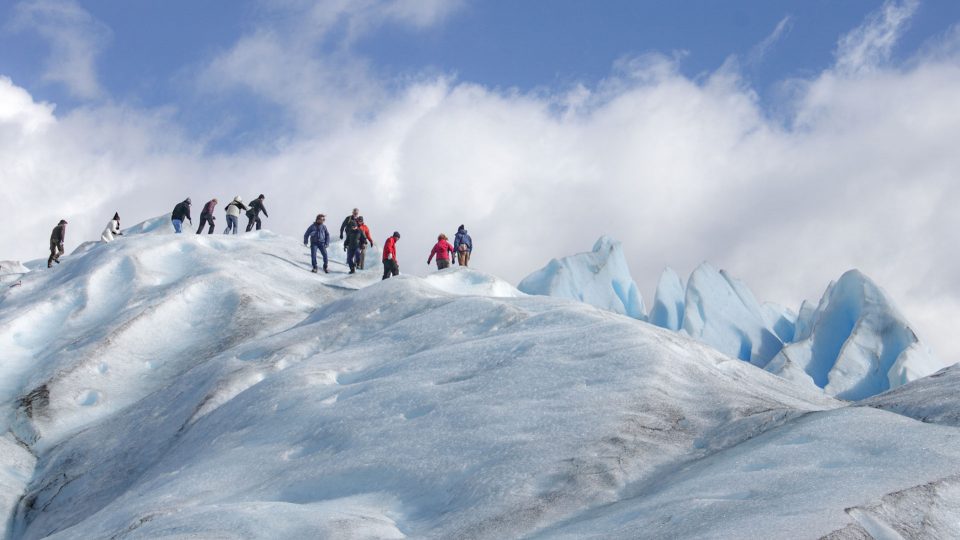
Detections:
233,196,242,203
113,212,120,220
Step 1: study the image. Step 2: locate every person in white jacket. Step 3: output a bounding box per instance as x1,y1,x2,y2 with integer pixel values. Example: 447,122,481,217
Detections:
101,213,123,242
223,196,247,235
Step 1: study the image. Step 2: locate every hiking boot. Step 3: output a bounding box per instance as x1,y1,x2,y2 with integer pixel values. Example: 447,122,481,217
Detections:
311,268,318,273
323,267,329,274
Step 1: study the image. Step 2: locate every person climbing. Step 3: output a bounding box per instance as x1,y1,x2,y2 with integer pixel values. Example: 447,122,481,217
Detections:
344,220,364,274
223,196,247,235
303,214,330,273
382,231,401,280
245,194,268,232
454,224,473,267
357,216,374,270
101,213,123,242
196,198,218,234
171,198,192,234
428,233,455,270
339,208,359,240
47,219,67,268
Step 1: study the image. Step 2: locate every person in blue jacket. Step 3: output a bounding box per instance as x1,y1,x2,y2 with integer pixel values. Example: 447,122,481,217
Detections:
303,214,330,273
453,224,473,267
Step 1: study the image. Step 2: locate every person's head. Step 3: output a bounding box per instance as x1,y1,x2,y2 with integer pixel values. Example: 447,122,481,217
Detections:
458,224,465,232
212,198,218,204
392,231,401,240
357,216,364,224
113,212,120,221
438,233,447,241
258,194,265,200
234,195,242,203
58,219,68,226
352,208,359,217
185,197,191,204
316,214,325,223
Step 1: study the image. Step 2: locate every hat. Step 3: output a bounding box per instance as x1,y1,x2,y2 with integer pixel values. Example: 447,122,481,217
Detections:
113,212,120,220
258,194,265,199
392,231,401,239
59,219,68,225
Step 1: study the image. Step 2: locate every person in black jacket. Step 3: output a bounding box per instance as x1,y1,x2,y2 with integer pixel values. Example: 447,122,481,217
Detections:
339,208,359,240
171,198,192,234
47,219,67,268
245,194,268,232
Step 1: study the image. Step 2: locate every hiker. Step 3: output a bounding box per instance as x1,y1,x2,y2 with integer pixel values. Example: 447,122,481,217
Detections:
454,224,473,267
339,208,359,240
196,198,218,234
101,213,122,242
382,231,401,280
223,196,246,235
303,214,330,273
344,220,364,274
171,198,192,234
428,233,455,270
245,194,268,232
47,219,67,268
357,216,374,270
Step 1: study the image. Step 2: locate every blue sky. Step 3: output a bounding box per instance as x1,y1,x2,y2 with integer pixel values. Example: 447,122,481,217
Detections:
3,0,960,362
4,0,960,149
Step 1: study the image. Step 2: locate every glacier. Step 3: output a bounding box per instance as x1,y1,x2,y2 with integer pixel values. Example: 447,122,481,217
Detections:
521,238,952,400
0,223,959,538
517,236,646,320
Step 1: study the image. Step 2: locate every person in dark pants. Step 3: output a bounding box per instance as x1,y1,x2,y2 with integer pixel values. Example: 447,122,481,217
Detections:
171,198,192,233
344,220,364,274
428,233,454,270
339,208,359,240
196,198,218,234
382,231,400,280
303,214,330,273
47,219,67,268
245,194,268,232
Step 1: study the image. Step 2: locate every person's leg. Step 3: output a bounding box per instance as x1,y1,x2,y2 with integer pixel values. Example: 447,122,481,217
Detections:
245,216,254,232
310,243,318,270
207,218,215,234
464,251,470,267
438,259,449,270
172,219,182,233
196,217,204,234
255,218,262,231
320,245,329,272
391,260,400,277
347,247,357,272
48,242,56,267
382,260,391,280
358,246,366,269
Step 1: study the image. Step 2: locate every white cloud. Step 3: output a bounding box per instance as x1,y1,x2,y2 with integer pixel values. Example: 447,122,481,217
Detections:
8,0,111,99
835,0,919,76
748,15,794,66
4,0,960,366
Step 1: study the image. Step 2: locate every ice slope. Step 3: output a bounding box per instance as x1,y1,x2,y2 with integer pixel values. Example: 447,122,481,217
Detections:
518,236,646,320
2,224,960,539
680,262,785,367
765,270,946,400
860,364,960,427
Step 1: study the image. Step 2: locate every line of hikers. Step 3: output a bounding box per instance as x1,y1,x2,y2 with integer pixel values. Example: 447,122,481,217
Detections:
170,195,268,235
302,208,473,280
45,202,474,280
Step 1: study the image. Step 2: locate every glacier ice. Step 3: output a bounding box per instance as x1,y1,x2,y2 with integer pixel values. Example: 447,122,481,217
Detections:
518,236,646,320
680,262,785,367
648,267,685,331
0,221,958,538
766,270,947,400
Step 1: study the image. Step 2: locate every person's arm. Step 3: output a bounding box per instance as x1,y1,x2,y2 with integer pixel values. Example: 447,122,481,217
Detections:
304,225,312,245
262,204,268,218
340,217,349,238
428,245,436,264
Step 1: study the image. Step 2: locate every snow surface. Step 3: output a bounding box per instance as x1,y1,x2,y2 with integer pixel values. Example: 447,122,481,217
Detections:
518,236,646,320
1,221,960,538
766,270,947,400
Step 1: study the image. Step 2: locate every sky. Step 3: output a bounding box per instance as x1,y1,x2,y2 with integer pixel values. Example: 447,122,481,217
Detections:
2,0,960,362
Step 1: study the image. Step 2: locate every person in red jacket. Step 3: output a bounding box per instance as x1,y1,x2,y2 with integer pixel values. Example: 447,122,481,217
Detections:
357,216,375,270
427,233,454,270
382,231,401,280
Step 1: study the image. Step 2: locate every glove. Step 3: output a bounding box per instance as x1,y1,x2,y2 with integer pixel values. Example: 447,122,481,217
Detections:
340,233,344,240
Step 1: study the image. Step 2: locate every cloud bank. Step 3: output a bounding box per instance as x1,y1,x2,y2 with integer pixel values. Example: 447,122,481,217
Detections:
2,1,959,364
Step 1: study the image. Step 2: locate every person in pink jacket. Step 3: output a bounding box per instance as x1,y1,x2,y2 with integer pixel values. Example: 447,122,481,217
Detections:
428,233,455,270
